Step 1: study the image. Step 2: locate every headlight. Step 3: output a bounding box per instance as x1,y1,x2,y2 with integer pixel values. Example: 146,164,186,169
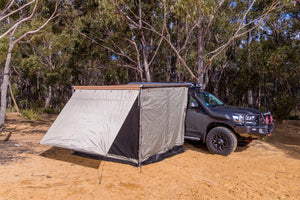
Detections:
246,115,256,121
245,115,258,126
232,115,244,123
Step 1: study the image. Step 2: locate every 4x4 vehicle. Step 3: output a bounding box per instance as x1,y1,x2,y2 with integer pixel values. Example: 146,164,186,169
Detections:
186,83,274,156
129,82,274,156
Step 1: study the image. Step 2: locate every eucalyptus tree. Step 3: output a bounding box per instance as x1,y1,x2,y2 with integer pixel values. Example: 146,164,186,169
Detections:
14,25,73,109
0,0,58,131
140,0,281,87
216,1,299,119
260,2,300,119
66,0,165,82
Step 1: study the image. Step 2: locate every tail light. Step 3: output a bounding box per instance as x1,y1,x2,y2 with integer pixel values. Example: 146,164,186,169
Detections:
270,115,273,123
265,116,269,125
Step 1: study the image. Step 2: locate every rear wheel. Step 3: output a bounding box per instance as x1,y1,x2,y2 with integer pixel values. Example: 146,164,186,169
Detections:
206,127,237,156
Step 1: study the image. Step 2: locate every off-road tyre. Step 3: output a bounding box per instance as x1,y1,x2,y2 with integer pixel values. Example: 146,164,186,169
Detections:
206,127,237,156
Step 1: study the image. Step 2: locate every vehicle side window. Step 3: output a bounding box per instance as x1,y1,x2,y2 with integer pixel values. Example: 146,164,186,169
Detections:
188,95,199,109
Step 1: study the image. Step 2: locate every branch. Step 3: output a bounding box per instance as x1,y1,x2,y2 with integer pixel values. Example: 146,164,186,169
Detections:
115,2,139,29
114,64,143,72
203,0,226,39
66,16,140,67
179,23,198,53
139,1,197,81
108,42,138,65
236,0,256,33
118,0,165,68
0,0,15,17
96,62,143,73
116,1,140,29
162,0,171,41
148,32,163,66
0,0,35,21
205,1,279,66
142,20,197,81
0,0,38,40
126,32,143,73
12,1,58,47
148,1,165,66
12,64,21,77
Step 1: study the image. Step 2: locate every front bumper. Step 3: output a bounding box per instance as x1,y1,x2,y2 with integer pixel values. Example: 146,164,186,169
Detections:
234,123,274,138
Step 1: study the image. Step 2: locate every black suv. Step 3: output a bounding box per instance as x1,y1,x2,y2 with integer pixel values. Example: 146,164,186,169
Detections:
185,83,274,156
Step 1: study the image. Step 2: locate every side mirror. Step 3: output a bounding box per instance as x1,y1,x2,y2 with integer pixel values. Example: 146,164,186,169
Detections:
189,101,199,108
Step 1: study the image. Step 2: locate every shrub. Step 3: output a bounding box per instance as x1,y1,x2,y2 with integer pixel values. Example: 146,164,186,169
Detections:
21,109,41,121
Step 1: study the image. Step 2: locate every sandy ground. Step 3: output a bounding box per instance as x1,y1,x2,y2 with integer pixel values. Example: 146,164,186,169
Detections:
0,113,300,200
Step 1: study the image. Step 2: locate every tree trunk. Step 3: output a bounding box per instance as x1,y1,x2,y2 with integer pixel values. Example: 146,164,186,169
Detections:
45,85,52,108
175,19,181,82
247,90,253,107
0,39,13,131
247,31,253,107
258,72,261,108
144,60,151,82
197,17,204,86
9,81,20,113
141,34,151,82
138,1,151,82
213,66,218,95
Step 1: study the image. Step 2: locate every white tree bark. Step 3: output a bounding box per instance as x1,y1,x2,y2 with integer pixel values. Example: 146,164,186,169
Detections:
45,86,52,108
0,1,58,131
0,35,14,131
0,0,37,40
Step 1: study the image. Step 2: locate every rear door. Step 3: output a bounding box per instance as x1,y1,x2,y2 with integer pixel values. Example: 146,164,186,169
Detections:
185,95,210,139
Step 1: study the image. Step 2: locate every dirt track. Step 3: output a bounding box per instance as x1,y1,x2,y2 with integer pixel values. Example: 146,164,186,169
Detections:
0,113,300,200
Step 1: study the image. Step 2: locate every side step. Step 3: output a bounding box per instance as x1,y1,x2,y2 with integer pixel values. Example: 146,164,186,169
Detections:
184,136,201,141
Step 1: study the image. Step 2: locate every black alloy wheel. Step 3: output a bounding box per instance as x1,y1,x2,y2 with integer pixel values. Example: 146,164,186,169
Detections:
206,127,237,156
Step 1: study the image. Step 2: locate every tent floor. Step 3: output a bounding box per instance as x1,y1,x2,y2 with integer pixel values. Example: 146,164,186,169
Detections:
73,145,184,167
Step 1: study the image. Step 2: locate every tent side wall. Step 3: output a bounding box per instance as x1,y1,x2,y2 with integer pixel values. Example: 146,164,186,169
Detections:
40,89,140,158
106,97,140,162
140,87,188,163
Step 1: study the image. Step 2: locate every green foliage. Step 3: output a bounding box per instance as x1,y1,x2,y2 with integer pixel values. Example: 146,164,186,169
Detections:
271,92,294,120
42,107,59,114
21,109,42,121
211,1,300,120
0,0,298,120
0,36,9,64
170,0,216,21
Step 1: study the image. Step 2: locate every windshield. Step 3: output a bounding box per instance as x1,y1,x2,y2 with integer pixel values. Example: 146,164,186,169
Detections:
195,91,224,107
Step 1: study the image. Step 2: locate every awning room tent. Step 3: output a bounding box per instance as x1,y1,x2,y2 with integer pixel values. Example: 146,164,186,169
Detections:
40,84,188,166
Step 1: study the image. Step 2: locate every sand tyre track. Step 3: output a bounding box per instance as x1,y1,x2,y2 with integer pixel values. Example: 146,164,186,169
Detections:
206,127,237,156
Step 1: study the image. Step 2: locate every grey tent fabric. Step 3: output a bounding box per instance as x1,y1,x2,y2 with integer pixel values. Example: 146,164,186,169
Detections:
140,87,187,162
40,89,139,156
41,84,188,165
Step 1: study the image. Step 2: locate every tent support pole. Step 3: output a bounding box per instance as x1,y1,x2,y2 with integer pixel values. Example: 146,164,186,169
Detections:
138,88,143,168
98,160,106,184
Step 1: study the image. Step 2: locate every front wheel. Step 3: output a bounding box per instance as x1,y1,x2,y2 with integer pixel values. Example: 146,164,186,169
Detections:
206,127,237,156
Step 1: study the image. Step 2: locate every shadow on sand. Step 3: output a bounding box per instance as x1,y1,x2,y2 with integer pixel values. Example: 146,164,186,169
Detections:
40,147,101,169
184,140,251,154
184,140,212,154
